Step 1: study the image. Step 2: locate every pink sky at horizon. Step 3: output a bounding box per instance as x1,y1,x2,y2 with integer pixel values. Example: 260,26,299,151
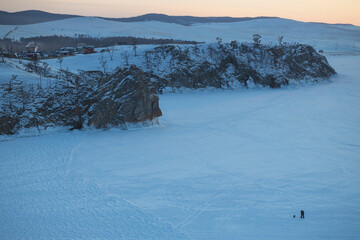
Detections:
1,0,360,26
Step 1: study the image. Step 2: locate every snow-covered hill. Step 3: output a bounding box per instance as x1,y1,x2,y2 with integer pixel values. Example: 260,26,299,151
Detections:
1,16,359,52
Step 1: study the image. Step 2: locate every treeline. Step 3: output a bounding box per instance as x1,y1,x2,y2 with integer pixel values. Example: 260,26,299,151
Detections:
0,35,201,52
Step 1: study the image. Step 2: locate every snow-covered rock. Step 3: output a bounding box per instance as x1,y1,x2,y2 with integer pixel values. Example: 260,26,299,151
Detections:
86,66,162,128
0,66,162,134
0,42,336,134
144,42,336,90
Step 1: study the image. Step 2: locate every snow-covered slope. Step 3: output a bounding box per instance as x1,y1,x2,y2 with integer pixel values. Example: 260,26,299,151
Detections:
1,17,359,52
0,62,45,85
1,55,360,239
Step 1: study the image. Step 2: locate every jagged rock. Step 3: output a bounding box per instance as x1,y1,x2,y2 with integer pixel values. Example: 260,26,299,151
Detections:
86,66,162,128
144,42,336,90
0,66,162,134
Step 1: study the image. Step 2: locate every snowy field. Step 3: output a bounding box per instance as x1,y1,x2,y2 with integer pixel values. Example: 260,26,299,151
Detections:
1,17,359,52
1,55,360,239
0,62,47,85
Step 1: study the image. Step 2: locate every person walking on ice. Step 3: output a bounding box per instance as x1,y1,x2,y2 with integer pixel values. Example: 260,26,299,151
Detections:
301,210,305,218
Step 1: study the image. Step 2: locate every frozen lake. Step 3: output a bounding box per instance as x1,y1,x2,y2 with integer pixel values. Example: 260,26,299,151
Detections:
1,55,360,239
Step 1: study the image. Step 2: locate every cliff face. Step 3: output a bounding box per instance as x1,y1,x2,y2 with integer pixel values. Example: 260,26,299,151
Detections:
0,42,336,135
86,67,162,128
0,66,162,134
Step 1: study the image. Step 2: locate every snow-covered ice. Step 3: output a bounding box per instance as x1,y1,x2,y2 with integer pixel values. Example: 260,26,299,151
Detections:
1,55,360,239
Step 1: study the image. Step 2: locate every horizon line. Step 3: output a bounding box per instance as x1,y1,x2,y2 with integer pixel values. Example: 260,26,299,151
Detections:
1,9,358,27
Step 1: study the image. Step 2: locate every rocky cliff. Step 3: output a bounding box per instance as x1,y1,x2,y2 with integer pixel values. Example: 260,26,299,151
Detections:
85,67,162,128
0,66,162,134
141,42,335,90
0,42,336,135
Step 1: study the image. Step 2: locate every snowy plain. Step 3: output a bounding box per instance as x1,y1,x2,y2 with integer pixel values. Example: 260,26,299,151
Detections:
1,17,360,52
1,54,360,239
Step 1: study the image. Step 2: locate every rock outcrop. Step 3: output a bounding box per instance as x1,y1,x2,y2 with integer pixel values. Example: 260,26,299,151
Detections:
0,42,336,135
0,66,162,134
86,67,162,128
142,42,336,90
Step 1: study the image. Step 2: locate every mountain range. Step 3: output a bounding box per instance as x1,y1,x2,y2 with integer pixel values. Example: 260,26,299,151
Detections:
0,10,281,26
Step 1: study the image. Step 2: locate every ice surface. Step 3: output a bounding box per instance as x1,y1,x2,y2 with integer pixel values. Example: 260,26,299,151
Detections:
1,55,360,239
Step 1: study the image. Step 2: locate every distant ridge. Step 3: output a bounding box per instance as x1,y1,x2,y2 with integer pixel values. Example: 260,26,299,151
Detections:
0,10,79,25
0,10,277,26
102,13,277,26
0,10,356,27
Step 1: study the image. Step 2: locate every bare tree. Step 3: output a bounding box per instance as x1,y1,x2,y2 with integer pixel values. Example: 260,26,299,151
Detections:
277,36,284,46
17,81,27,111
144,51,151,70
57,55,63,80
32,57,40,74
10,77,28,111
132,38,137,56
207,45,215,60
38,62,51,89
99,53,108,74
43,62,50,77
108,45,115,61
57,55,63,70
5,74,17,113
133,45,137,57
62,67,73,87
155,53,161,71
6,44,13,56
42,62,51,88
253,34,262,46
39,71,42,89
123,51,129,67
230,40,238,49
216,37,224,52
0,49,4,63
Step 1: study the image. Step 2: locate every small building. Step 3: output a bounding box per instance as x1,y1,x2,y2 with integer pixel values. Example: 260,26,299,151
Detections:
60,47,76,54
84,45,95,54
76,43,87,53
26,41,38,53
58,50,71,56
25,52,41,60
58,47,76,56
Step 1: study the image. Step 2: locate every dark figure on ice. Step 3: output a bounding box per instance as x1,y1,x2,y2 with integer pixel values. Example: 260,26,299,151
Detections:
300,210,305,218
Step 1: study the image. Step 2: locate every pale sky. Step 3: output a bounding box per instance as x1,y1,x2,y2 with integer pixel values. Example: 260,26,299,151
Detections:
1,0,360,26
